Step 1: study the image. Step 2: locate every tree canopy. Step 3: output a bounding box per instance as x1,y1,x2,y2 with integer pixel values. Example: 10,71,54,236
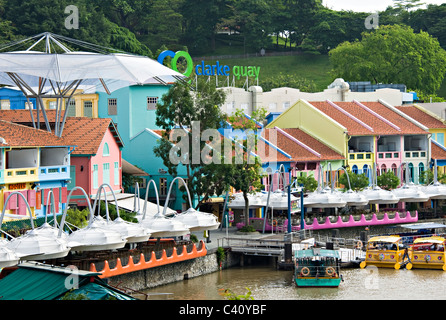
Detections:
329,24,446,94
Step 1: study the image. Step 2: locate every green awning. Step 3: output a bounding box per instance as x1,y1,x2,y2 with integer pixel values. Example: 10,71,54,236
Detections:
59,282,135,300
0,262,135,300
0,267,82,300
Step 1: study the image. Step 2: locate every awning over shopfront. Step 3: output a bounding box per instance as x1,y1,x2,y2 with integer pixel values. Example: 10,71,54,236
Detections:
122,159,149,176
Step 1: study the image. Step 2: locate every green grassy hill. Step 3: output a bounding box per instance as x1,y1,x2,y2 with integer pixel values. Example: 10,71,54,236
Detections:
201,53,333,92
196,35,446,98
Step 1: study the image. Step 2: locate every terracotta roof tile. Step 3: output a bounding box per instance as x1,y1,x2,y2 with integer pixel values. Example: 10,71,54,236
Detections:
431,141,446,160
0,110,123,155
308,101,428,136
261,128,344,162
360,102,428,134
61,118,115,155
395,105,446,129
0,120,69,147
0,110,57,123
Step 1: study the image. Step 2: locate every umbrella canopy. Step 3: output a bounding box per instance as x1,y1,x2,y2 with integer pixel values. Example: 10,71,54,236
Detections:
173,208,220,232
139,179,190,238
1,191,70,260
335,189,369,206
392,182,430,202
304,187,347,208
360,186,400,204
392,163,430,202
0,239,19,268
228,192,267,208
0,32,184,137
58,186,127,252
90,184,152,243
267,190,299,210
167,177,220,232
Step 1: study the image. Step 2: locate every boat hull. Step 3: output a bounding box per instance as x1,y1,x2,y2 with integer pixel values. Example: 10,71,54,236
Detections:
409,251,446,270
295,277,341,287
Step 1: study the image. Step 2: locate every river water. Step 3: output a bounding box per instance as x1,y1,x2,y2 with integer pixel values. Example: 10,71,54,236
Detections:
142,265,446,300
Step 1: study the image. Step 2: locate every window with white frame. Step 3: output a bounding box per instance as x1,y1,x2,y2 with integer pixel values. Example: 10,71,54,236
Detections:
159,178,167,196
103,163,110,185
49,101,57,109
65,99,76,116
108,98,117,115
25,101,33,110
283,101,290,109
147,97,158,110
83,101,93,117
269,103,277,111
0,99,10,110
241,103,249,112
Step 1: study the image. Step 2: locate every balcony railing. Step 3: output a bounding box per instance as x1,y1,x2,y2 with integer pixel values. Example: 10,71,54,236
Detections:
4,167,38,183
377,152,401,160
348,152,373,161
404,151,427,158
40,165,70,180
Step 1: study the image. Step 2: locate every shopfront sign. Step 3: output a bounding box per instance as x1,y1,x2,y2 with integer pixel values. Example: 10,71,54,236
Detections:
157,50,260,80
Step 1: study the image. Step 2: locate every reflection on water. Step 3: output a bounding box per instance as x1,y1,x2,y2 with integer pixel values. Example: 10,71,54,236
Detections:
143,266,446,300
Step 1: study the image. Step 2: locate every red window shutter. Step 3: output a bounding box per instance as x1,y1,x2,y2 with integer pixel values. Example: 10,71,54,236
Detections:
61,187,67,203
36,191,41,210
28,189,36,207
4,192,18,210
43,189,50,205
18,191,28,215
53,188,60,213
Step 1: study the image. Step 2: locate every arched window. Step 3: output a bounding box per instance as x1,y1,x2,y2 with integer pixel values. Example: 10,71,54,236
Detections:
408,163,414,183
363,164,369,177
418,162,425,183
352,165,358,174
391,163,397,175
381,164,387,174
103,142,110,156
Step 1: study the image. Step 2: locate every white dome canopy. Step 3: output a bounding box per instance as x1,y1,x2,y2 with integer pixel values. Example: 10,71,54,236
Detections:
59,187,127,252
1,191,70,261
90,184,152,243
139,179,190,238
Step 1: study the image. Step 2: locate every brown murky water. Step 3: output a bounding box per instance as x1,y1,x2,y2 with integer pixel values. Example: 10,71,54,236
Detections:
142,266,446,300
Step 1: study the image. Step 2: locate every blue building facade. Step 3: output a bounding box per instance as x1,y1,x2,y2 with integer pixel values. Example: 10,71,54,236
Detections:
0,87,36,110
97,84,196,211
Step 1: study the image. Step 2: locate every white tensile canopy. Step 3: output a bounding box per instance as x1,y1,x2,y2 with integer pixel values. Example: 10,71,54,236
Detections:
0,32,184,137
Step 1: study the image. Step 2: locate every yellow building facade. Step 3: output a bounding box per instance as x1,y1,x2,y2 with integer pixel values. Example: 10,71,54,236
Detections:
41,89,99,118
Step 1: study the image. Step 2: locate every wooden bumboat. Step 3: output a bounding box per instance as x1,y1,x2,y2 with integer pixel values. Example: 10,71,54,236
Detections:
294,248,342,287
408,236,446,271
359,235,411,270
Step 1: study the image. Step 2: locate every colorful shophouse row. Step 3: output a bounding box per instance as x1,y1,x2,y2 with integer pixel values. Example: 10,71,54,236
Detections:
395,105,446,175
266,99,431,184
0,110,124,217
0,119,74,220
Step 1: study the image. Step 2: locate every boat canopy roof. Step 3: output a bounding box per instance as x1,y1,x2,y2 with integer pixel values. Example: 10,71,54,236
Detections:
368,235,401,243
413,236,446,244
295,248,340,259
399,222,446,230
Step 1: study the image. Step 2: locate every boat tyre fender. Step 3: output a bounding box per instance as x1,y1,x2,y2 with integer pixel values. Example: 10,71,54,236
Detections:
325,266,336,277
272,220,278,227
356,240,363,249
301,267,310,277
